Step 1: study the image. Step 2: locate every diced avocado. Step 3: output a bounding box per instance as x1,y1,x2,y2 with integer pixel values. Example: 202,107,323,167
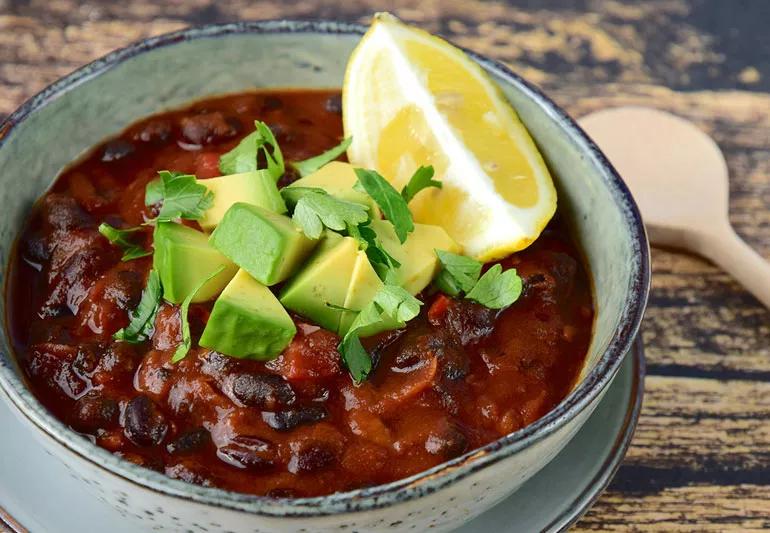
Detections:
209,203,317,286
198,170,286,231
338,252,384,335
153,222,238,304
199,269,296,359
371,219,461,294
287,161,380,215
279,233,358,332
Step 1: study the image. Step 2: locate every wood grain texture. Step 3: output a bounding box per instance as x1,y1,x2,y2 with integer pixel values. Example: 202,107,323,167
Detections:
2,0,770,530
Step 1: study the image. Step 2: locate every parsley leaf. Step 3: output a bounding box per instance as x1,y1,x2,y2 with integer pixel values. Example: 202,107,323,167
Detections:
434,250,523,309
401,165,442,203
98,223,151,261
465,264,523,309
114,270,162,343
145,171,214,222
218,121,285,180
434,250,483,296
355,222,401,279
292,137,352,177
339,285,422,383
172,266,225,363
281,187,369,239
354,168,414,243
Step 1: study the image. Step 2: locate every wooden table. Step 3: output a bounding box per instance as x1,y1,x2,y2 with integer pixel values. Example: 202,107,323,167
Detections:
2,0,769,530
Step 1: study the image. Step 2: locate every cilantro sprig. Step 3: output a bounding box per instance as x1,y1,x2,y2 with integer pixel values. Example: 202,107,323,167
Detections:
401,165,442,203
114,270,162,343
98,223,151,261
145,171,214,222
339,285,422,383
292,137,352,177
219,121,285,180
172,266,226,363
281,187,370,240
353,166,442,244
354,169,414,243
434,250,523,309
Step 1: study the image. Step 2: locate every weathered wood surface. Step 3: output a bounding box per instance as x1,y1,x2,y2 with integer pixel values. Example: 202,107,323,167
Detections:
2,0,770,530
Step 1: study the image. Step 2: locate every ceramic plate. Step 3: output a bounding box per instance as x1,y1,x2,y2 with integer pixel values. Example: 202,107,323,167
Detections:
0,340,643,533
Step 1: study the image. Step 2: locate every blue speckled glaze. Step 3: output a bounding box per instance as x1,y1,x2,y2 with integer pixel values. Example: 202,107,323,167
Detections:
0,20,649,532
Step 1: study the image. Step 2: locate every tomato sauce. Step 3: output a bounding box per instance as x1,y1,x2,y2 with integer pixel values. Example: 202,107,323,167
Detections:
5,89,593,497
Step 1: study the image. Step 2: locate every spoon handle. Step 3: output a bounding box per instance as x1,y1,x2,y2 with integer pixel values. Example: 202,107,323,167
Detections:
700,226,770,309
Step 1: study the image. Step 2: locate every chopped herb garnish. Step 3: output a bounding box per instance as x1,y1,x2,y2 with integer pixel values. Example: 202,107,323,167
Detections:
433,250,483,296
292,137,352,177
355,222,401,279
172,266,225,363
98,223,151,261
401,165,441,204
354,168,414,243
339,285,422,383
114,270,162,343
434,250,523,309
144,170,214,222
465,264,523,309
281,187,369,239
218,121,285,180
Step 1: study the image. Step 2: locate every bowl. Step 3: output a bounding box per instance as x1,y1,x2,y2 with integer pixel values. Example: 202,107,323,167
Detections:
0,20,649,533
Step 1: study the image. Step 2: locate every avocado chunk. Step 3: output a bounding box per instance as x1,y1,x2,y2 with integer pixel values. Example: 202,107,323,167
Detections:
209,203,317,286
198,170,286,231
370,219,461,294
153,222,238,304
199,269,296,359
279,232,357,332
286,162,380,215
338,252,384,335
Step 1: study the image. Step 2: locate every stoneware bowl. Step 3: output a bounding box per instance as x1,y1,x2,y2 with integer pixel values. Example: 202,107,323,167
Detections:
0,20,649,533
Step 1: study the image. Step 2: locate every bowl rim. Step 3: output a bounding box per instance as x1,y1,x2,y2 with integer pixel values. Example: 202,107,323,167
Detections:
0,19,650,516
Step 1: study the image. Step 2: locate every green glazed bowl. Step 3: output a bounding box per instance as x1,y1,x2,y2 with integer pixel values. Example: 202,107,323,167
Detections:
0,20,649,532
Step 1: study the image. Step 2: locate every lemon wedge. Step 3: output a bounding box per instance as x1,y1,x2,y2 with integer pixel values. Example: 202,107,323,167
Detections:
343,13,557,261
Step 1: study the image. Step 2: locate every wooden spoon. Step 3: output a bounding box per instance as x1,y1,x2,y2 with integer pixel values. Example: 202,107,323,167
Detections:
579,106,770,308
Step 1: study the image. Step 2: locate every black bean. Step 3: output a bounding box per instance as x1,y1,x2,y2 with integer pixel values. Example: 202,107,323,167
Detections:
134,119,172,144
325,94,342,114
424,425,467,458
41,194,92,231
181,112,239,145
261,96,283,112
231,373,296,410
216,436,276,471
261,406,327,432
69,394,118,433
101,139,135,162
122,395,168,447
23,231,49,265
166,427,210,455
287,443,337,474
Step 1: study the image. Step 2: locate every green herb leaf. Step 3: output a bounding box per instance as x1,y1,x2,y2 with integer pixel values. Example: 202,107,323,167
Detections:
281,187,369,240
172,266,226,363
338,285,422,383
218,121,285,180
339,334,372,384
373,285,422,322
98,223,151,262
401,165,442,203
292,137,352,177
465,264,523,309
354,168,414,243
114,270,162,343
145,171,214,222
356,222,401,279
434,250,483,296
